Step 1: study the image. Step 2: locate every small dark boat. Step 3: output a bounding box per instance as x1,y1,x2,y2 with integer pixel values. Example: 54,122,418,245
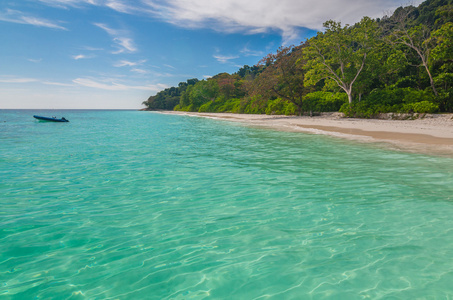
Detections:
33,115,69,122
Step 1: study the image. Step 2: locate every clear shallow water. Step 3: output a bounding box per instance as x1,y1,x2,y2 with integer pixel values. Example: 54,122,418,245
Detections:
1,110,453,299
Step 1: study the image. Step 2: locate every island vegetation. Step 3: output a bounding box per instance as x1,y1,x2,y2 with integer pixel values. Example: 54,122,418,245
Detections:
143,0,453,118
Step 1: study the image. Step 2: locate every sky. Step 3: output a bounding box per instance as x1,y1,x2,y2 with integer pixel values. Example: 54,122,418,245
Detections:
0,0,423,109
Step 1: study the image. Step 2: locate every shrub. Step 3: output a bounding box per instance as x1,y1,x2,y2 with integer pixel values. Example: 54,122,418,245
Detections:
242,95,268,114
401,101,439,113
198,101,214,112
175,104,194,112
284,103,297,115
401,89,435,104
219,98,242,113
303,92,348,112
340,102,377,118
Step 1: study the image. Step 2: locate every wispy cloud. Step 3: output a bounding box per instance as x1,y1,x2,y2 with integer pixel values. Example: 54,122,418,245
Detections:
42,81,74,86
105,0,138,14
72,54,94,60
131,68,148,74
141,0,424,43
28,58,43,63
37,0,97,9
240,45,264,57
0,9,67,30
114,59,146,67
94,23,137,53
94,22,116,35
113,37,136,53
213,54,239,64
113,60,150,75
164,64,176,69
0,76,72,86
73,77,167,91
38,0,153,15
0,77,38,83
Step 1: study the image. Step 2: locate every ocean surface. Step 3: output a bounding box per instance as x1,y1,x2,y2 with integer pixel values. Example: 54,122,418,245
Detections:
1,110,453,299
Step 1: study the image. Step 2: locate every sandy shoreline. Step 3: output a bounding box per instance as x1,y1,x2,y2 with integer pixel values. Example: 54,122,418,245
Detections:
159,111,453,156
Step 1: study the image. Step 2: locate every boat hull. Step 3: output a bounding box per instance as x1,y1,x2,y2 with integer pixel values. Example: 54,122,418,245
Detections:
33,115,69,122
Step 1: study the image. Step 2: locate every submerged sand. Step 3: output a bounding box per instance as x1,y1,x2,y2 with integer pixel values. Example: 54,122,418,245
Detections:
160,111,453,156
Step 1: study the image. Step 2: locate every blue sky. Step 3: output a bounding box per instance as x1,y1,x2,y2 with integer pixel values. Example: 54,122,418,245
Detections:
0,0,423,109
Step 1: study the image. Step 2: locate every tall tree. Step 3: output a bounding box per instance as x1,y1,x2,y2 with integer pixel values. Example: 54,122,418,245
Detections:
303,17,380,104
253,45,309,115
387,6,439,96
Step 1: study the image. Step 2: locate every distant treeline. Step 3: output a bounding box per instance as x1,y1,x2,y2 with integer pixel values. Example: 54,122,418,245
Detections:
143,0,453,117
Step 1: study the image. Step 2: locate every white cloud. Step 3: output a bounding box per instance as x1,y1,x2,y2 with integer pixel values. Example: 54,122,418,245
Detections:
38,0,153,15
213,54,239,64
94,23,137,53
0,9,67,30
142,0,424,43
113,37,137,53
42,81,74,86
73,77,167,91
0,76,72,86
240,45,264,57
114,60,136,67
131,68,148,74
37,0,99,9
28,58,43,63
94,22,117,35
72,54,94,60
105,0,137,13
0,77,38,83
164,64,176,69
114,59,146,67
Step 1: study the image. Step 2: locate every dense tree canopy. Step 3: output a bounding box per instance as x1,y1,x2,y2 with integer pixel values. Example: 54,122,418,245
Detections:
143,0,453,117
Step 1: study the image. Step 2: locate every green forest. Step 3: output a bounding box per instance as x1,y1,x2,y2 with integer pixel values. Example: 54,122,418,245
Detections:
143,0,453,118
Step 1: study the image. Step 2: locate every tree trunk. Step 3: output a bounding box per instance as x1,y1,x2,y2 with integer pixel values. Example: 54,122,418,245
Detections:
347,92,353,104
297,106,302,116
424,63,438,96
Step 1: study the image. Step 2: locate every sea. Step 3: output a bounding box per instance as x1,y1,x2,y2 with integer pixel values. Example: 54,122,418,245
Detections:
1,109,453,299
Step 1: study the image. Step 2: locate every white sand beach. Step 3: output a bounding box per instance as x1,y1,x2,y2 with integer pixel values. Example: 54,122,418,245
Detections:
161,111,453,156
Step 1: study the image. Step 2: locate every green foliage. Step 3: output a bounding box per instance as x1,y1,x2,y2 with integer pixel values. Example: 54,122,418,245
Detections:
340,102,377,118
234,65,263,79
143,79,198,110
265,98,296,115
340,88,438,117
241,95,268,114
303,92,348,112
402,101,439,113
304,17,380,103
198,97,242,113
416,0,453,28
430,22,453,70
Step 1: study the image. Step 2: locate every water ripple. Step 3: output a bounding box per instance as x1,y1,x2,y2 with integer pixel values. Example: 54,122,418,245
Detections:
1,110,453,299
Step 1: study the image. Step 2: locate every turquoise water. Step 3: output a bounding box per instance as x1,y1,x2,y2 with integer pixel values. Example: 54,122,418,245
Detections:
1,110,453,299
